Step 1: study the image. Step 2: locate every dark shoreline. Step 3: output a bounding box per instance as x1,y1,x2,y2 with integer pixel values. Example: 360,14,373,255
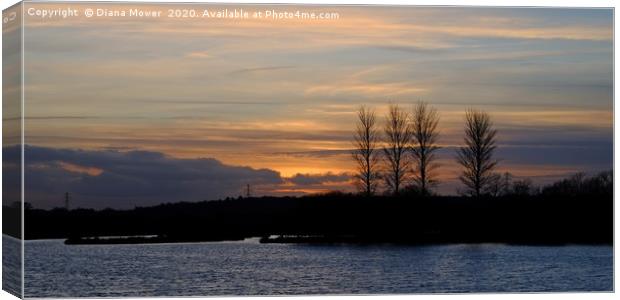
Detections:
257,235,613,246
10,175,612,247
60,234,613,246
64,235,245,245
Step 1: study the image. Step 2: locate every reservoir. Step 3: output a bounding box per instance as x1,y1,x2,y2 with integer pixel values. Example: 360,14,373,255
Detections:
21,237,612,297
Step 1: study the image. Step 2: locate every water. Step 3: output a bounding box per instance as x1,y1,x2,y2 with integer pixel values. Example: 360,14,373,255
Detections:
2,235,22,297
23,239,612,297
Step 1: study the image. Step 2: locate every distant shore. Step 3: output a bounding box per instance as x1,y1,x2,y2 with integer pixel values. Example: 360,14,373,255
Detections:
8,173,612,247
63,233,612,246
64,235,245,245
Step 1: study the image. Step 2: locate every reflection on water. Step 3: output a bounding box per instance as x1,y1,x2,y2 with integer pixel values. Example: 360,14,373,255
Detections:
24,239,612,297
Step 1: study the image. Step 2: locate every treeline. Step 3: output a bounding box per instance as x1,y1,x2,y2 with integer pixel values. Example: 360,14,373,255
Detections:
354,102,526,197
13,170,612,244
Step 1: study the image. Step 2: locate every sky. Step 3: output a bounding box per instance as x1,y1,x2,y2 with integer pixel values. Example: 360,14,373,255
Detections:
8,3,613,209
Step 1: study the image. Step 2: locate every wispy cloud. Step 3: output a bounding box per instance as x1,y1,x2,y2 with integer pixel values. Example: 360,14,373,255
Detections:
305,82,427,98
186,51,211,59
230,65,296,75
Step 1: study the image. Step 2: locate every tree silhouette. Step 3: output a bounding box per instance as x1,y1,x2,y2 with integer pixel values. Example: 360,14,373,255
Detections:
511,178,533,196
456,109,498,197
352,105,381,196
487,172,512,197
542,171,612,197
383,104,412,195
410,101,441,196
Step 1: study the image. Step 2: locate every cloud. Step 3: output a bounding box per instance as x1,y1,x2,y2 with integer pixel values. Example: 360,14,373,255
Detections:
305,81,427,98
230,66,296,75
268,172,354,195
4,116,100,121
288,172,352,186
9,145,360,209
376,45,447,54
13,145,283,209
186,51,211,59
57,161,103,176
404,23,611,42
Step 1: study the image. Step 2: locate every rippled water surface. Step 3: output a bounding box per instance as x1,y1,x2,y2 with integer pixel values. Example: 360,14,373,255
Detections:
2,235,22,297
24,239,612,297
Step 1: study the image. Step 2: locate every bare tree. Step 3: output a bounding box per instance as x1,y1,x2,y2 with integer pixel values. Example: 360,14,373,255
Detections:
487,172,513,197
352,106,381,196
383,104,412,195
511,178,533,196
410,101,441,196
456,109,498,197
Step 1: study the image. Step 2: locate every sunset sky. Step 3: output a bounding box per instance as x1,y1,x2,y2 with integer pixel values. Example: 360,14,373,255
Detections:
11,3,613,208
